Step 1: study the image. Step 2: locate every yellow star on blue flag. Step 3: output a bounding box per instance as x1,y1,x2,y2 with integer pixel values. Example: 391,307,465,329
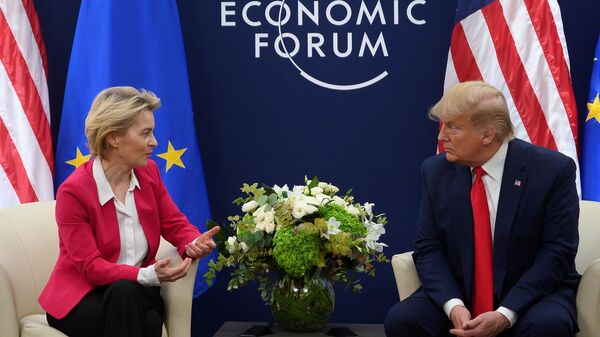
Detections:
65,147,90,168
582,35,600,201
157,140,187,172
586,94,600,123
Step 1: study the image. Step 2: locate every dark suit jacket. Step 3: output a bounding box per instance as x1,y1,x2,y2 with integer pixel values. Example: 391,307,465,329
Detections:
413,138,580,318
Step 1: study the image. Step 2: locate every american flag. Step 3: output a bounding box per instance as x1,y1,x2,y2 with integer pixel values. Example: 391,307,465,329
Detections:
0,0,53,207
443,0,580,192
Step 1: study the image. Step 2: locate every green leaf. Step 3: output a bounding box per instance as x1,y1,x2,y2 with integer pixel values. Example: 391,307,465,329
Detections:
307,176,320,189
267,193,278,206
258,195,268,206
241,183,258,194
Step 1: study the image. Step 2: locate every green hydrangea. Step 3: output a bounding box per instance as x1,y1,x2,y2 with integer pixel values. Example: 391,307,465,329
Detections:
324,232,353,256
273,227,320,278
319,203,366,236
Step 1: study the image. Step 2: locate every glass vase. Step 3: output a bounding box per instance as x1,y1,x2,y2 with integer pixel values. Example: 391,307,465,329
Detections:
271,275,335,332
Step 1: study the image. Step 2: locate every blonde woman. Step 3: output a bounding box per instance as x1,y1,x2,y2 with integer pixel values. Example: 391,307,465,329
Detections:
40,87,219,337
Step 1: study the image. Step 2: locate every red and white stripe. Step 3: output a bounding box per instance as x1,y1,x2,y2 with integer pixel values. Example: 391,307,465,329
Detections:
443,0,580,193
0,0,53,207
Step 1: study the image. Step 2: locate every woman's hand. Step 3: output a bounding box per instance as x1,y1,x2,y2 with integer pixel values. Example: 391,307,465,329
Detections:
185,226,220,259
155,257,192,283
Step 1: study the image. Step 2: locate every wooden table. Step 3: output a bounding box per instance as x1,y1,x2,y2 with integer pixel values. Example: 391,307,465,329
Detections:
213,321,386,337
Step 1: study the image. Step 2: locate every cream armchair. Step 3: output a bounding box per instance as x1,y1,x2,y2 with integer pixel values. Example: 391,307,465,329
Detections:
391,200,600,337
0,200,197,337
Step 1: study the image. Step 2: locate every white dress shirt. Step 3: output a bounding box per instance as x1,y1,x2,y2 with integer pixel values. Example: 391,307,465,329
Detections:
93,158,160,286
443,141,518,326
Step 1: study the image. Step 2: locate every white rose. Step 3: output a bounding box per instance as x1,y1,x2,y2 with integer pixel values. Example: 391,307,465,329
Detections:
242,200,258,212
310,186,323,196
264,221,276,234
226,236,237,254
304,204,318,215
239,242,250,252
292,185,305,195
319,182,340,194
254,205,267,222
315,193,331,205
332,196,347,207
255,221,266,231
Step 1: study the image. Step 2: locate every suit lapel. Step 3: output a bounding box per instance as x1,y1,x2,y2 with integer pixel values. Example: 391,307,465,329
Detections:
86,160,122,262
448,163,475,300
493,139,528,295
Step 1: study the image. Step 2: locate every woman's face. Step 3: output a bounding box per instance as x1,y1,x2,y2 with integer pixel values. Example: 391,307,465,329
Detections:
113,110,157,168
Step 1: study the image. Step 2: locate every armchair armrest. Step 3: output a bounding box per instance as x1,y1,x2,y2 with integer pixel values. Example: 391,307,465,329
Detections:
391,252,421,301
157,239,198,337
576,259,600,337
0,265,19,337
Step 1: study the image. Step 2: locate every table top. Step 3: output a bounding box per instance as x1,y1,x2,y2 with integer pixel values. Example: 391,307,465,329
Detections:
213,321,386,337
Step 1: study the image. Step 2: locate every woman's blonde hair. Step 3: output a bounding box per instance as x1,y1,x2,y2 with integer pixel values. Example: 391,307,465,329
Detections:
429,81,514,141
85,86,161,159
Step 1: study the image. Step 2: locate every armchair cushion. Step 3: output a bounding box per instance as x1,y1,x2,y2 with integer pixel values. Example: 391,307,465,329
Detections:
0,201,197,337
391,252,421,301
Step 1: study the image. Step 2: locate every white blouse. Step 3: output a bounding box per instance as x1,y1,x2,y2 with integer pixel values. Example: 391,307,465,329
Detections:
92,158,160,286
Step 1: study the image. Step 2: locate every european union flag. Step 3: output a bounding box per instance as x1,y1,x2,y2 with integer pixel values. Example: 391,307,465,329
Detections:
54,0,215,297
582,35,600,201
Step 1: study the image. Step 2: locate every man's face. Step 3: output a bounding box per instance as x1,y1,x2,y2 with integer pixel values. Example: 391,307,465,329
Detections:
438,114,486,167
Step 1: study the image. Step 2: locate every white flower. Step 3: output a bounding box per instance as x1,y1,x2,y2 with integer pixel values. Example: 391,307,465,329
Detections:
226,236,237,254
364,221,387,252
264,220,276,234
310,186,323,196
255,221,265,231
239,242,250,253
290,197,319,219
242,200,258,212
365,221,386,241
321,217,342,239
366,240,388,252
254,205,276,233
273,184,290,197
292,185,305,195
346,204,360,216
318,182,340,194
315,193,331,205
332,195,348,207
363,202,374,217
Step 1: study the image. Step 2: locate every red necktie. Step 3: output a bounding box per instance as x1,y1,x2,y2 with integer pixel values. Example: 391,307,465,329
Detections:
471,166,493,316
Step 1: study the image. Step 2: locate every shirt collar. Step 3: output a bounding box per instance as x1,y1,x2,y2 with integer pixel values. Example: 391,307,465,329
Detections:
476,141,509,182
92,157,141,205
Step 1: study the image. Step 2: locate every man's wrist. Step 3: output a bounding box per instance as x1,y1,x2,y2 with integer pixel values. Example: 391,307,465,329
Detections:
443,298,465,318
496,306,518,327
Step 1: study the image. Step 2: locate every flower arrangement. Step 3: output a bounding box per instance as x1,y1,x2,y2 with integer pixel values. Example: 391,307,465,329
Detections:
204,176,388,304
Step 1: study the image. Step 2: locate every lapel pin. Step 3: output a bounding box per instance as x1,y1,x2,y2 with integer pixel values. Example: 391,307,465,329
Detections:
514,179,522,187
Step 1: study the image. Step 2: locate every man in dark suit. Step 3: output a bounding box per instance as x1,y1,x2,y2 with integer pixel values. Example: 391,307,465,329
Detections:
385,81,580,337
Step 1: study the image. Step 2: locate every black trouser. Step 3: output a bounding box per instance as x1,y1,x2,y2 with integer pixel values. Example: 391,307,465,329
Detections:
384,288,577,337
47,280,164,337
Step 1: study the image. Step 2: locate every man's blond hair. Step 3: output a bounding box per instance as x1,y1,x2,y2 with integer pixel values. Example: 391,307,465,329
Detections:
429,81,514,141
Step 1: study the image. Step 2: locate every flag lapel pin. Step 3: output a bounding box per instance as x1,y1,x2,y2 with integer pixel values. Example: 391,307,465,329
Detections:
514,179,522,187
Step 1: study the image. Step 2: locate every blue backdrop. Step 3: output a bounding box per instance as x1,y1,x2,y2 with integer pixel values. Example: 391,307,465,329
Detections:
34,0,600,336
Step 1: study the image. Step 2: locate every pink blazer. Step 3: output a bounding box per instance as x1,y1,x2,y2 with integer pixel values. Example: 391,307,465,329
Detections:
39,159,201,319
